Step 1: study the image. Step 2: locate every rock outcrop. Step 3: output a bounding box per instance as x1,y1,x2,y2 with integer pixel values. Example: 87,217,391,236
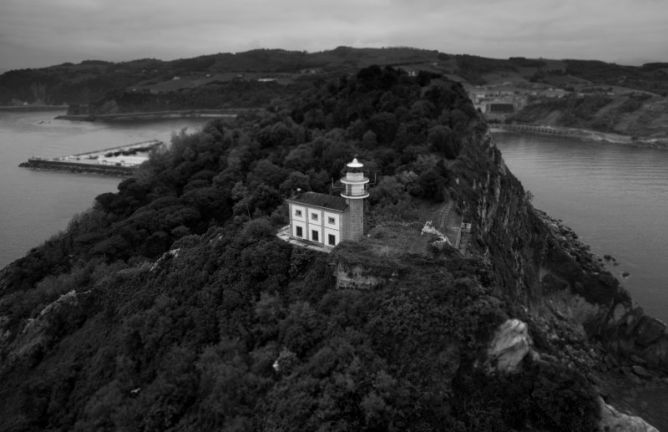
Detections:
599,398,659,432
487,319,534,373
462,130,668,373
334,263,386,290
486,320,661,432
6,290,81,364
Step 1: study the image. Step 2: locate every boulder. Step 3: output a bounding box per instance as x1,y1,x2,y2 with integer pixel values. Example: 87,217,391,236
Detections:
598,398,659,432
631,365,652,379
609,302,628,325
633,316,666,347
487,319,533,373
641,337,668,370
541,272,568,293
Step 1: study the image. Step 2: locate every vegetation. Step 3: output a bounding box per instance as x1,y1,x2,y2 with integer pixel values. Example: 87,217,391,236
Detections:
0,66,601,431
455,54,517,85
564,60,668,96
511,94,613,130
2,47,666,112
509,92,664,134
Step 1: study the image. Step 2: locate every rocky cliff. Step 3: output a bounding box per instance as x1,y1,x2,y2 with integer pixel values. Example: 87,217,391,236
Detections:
461,127,668,372
447,125,668,428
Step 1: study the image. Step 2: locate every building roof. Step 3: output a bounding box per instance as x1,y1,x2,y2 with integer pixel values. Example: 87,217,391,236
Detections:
347,158,364,168
288,191,348,212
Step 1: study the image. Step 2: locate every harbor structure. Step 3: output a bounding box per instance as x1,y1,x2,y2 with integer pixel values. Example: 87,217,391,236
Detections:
19,140,163,176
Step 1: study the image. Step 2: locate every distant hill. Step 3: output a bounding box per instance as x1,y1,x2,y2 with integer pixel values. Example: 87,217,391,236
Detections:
1,47,666,109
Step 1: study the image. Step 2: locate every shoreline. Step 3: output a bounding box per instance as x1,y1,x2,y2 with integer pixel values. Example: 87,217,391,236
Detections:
490,123,668,150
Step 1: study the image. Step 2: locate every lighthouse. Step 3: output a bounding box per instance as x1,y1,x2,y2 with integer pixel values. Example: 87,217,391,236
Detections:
340,158,369,241
283,157,369,250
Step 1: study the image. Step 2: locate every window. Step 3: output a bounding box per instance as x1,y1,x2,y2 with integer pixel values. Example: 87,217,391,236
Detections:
296,226,303,238
328,234,336,246
311,213,318,221
328,217,335,225
295,209,302,217
311,230,319,242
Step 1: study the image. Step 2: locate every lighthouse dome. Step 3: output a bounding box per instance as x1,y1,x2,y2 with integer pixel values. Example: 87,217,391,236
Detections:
347,158,364,169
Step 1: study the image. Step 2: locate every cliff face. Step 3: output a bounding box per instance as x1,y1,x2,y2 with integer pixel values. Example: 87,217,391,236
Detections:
458,126,668,372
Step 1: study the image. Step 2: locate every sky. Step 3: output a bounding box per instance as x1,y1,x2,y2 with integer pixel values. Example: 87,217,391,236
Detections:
1,0,667,70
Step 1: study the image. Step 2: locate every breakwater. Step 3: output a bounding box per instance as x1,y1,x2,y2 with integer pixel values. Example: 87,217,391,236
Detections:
494,123,583,137
19,159,134,176
19,139,163,177
0,105,68,112
492,123,668,149
56,109,242,122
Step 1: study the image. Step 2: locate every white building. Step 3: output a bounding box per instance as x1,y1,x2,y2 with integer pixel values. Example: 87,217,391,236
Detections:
287,192,348,247
286,158,369,248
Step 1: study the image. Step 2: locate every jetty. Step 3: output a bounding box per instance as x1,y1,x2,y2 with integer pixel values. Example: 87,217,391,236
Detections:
56,109,242,122
492,123,582,137
19,139,163,176
0,105,68,112
490,123,668,147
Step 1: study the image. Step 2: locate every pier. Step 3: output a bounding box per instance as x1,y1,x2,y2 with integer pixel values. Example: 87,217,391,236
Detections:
19,139,163,176
0,105,68,112
55,109,242,122
493,123,582,137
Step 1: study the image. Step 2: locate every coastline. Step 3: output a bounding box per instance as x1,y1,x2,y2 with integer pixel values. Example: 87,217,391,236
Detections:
491,123,668,150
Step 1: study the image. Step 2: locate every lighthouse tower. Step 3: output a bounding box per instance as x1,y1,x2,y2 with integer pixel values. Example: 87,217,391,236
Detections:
340,158,369,241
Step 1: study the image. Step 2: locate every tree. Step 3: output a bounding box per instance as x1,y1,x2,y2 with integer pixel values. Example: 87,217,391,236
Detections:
417,169,447,202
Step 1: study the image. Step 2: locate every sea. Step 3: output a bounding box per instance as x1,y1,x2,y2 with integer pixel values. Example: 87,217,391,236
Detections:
495,132,668,324
0,110,207,269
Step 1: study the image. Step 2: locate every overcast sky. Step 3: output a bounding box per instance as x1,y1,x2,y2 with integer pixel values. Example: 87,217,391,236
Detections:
1,0,666,70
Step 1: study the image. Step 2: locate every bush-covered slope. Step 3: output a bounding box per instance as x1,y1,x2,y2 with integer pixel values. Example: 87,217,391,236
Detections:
509,93,668,138
3,47,666,111
0,66,649,431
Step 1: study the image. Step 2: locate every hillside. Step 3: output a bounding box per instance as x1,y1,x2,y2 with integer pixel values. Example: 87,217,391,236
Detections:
2,48,667,133
0,48,448,108
507,92,668,139
0,66,666,431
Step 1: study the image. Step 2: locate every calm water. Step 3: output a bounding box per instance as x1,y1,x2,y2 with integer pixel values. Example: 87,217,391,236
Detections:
0,111,207,268
496,133,668,323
